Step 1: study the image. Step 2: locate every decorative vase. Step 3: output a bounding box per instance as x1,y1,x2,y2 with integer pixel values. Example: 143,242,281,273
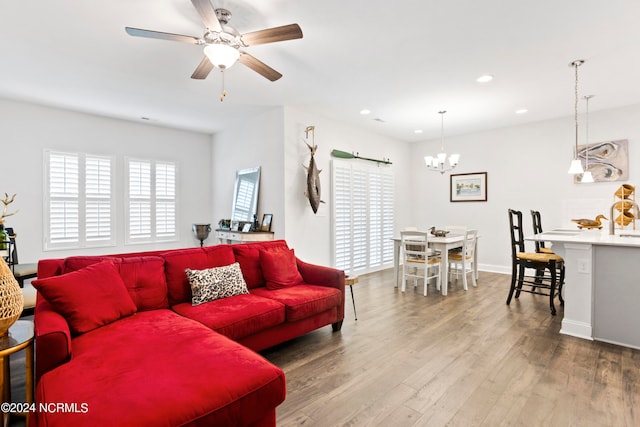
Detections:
0,258,23,336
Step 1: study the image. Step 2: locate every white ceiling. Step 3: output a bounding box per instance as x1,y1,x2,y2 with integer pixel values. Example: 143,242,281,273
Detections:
2,0,640,142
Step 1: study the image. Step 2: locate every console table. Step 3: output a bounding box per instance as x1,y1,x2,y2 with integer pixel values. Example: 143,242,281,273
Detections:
215,229,274,244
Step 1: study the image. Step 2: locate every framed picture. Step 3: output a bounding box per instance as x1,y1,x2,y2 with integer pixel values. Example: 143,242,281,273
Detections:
260,214,273,232
242,223,252,232
450,172,487,202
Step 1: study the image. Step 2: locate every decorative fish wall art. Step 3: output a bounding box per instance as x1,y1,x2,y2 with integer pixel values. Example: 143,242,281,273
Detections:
303,126,324,214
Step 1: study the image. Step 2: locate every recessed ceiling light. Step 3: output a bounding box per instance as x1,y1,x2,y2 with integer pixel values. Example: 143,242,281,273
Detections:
414,129,423,134
515,108,528,114
360,109,371,115
476,75,494,83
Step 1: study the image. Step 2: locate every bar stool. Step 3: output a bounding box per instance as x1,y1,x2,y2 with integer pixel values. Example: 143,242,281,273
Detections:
530,211,554,254
507,209,565,315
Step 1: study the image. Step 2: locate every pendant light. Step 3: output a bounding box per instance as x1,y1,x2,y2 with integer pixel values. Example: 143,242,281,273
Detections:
424,111,459,174
581,95,595,183
568,60,585,174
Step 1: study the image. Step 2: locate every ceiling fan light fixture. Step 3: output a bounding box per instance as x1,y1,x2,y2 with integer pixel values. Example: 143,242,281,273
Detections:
204,43,240,69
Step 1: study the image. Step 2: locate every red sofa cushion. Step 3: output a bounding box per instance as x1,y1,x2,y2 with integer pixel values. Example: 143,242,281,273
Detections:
260,248,304,290
233,240,290,289
163,246,236,306
34,310,286,427
251,284,342,322
32,261,137,335
172,293,285,341
62,255,169,311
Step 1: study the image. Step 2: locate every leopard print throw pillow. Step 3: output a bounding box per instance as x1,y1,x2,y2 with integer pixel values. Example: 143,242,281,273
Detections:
185,262,249,306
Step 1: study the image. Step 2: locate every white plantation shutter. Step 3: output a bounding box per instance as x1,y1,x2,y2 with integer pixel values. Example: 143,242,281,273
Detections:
333,163,352,271
128,160,152,241
45,151,114,250
155,162,176,239
126,158,177,243
381,170,395,264
85,156,113,242
332,159,394,274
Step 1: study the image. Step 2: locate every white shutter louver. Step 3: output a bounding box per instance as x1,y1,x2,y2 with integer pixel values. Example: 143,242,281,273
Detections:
85,156,112,242
155,162,176,239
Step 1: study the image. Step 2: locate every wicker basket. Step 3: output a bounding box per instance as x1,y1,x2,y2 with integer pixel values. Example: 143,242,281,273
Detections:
0,258,23,336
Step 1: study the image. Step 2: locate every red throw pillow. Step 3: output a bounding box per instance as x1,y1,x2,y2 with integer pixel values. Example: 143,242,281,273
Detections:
259,248,304,290
32,260,137,335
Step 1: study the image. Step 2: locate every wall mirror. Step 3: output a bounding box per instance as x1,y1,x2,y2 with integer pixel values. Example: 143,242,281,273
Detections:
231,166,261,222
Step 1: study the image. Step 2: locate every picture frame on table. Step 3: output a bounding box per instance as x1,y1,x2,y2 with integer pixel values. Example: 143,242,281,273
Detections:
260,214,273,232
450,172,487,202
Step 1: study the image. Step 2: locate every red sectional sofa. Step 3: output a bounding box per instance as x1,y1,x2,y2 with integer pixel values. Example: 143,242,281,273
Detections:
32,240,345,427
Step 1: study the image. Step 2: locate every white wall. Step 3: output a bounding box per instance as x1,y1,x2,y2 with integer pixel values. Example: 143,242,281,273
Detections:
8,96,637,275
210,107,285,238
0,98,213,263
282,107,412,266
209,106,412,268
410,103,640,273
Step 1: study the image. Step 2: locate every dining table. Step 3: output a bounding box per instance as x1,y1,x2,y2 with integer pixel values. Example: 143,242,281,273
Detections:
392,232,478,296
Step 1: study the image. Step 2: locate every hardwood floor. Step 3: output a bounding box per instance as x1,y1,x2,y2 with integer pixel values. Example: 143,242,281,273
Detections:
262,269,640,427
9,272,638,426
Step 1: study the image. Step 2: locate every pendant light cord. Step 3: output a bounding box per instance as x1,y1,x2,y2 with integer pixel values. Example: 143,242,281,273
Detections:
574,62,579,158
439,110,446,151
585,95,590,168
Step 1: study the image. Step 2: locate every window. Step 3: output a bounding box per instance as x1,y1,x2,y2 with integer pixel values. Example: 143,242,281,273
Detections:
126,158,177,244
332,159,394,274
45,150,114,250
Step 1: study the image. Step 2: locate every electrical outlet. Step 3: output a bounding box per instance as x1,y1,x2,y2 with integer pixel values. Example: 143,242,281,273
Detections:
577,259,590,273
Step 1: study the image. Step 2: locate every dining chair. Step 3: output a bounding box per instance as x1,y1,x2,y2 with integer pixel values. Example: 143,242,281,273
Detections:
507,209,564,315
3,228,38,287
400,231,441,296
445,225,467,254
448,229,478,290
3,228,38,316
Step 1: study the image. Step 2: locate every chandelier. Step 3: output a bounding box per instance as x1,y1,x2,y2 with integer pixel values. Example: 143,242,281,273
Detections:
424,111,459,174
567,59,585,175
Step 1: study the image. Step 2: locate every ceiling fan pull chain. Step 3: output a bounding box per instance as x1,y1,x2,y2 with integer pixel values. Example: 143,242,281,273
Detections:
219,69,227,102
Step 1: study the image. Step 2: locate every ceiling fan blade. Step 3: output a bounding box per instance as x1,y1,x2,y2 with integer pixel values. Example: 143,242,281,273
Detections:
125,27,200,44
190,0,222,32
238,52,282,81
191,56,214,79
241,24,303,46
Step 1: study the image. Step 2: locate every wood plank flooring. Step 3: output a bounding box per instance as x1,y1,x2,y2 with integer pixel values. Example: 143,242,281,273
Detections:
8,272,638,426
261,269,640,427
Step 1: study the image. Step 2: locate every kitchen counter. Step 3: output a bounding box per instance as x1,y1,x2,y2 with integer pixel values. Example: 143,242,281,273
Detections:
527,228,640,349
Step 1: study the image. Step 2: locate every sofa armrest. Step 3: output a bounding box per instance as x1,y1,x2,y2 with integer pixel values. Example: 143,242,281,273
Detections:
296,259,345,293
34,298,72,383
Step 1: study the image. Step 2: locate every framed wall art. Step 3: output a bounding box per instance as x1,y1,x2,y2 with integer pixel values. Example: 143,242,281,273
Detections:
450,172,487,202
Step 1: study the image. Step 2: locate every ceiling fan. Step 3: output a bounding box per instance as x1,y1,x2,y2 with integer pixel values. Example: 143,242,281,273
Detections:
125,0,303,88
